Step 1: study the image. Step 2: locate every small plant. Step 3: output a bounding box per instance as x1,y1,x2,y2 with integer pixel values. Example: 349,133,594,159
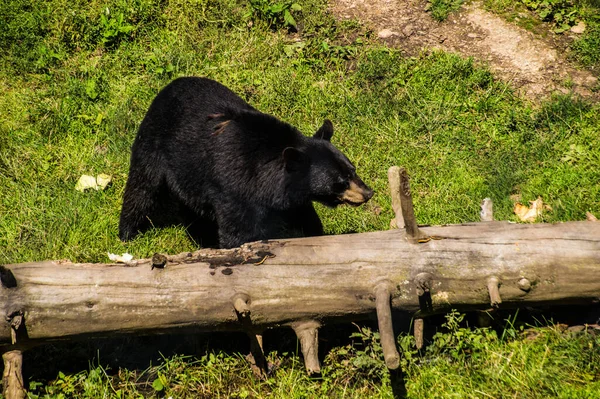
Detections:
99,9,134,47
33,44,64,73
521,0,579,32
426,310,498,361
321,324,388,387
85,79,99,100
428,0,465,22
348,325,387,375
246,0,302,30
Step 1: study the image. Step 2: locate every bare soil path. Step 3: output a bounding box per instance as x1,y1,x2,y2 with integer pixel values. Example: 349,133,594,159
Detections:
330,0,598,100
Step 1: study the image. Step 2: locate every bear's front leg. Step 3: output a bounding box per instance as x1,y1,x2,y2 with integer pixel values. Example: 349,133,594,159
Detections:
291,204,324,237
119,168,164,241
214,201,261,249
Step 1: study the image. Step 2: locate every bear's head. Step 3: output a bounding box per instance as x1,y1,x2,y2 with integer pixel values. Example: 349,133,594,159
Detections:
283,120,374,208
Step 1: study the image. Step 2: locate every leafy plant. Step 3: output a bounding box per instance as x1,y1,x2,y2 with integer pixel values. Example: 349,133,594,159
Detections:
321,324,389,388
426,310,498,361
428,0,465,22
85,79,99,100
100,10,134,47
33,44,64,73
521,0,579,32
247,0,302,30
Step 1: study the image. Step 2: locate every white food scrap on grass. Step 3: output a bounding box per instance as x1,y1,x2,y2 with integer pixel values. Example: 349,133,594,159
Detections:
514,196,551,222
74,175,97,192
75,174,112,192
108,252,134,263
96,173,112,190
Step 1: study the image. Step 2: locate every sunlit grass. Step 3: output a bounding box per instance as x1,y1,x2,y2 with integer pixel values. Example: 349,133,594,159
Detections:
1,0,600,397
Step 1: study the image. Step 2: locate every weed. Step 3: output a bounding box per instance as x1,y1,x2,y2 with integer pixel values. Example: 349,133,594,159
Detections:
428,0,465,22
522,0,579,32
425,311,499,362
99,10,135,48
246,0,302,30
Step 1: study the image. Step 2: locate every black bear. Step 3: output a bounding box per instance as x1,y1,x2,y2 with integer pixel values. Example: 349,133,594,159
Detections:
119,77,373,248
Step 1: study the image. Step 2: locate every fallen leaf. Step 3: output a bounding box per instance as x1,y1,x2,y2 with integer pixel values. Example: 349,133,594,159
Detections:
108,252,134,263
514,197,549,222
75,174,112,192
586,212,598,222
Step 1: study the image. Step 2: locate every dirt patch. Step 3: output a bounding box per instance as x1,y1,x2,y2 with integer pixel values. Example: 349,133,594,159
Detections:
330,0,598,101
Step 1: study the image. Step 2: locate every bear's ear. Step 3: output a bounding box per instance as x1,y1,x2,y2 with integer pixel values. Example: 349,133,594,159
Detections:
282,147,307,172
313,119,334,141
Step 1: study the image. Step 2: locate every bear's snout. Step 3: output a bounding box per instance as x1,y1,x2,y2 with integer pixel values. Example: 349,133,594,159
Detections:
341,180,374,206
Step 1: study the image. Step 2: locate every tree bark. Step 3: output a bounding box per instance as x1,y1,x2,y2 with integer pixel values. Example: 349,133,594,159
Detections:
1,221,600,347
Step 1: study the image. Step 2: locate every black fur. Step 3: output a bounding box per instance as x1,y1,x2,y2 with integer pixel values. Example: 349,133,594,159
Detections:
119,77,373,248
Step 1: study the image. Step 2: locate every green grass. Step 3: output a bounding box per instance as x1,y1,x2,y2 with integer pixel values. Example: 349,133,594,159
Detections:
22,313,600,398
428,0,466,22
1,0,600,397
2,0,599,264
571,3,600,71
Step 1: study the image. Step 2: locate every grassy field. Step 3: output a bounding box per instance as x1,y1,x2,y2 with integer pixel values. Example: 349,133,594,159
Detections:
1,0,600,397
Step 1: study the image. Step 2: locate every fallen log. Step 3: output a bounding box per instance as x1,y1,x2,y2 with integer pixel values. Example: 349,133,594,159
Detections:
2,220,600,348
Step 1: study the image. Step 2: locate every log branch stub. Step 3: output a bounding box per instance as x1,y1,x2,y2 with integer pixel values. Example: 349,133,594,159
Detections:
414,272,433,296
246,333,269,379
231,293,268,377
487,276,502,307
151,253,167,269
2,350,26,399
387,166,405,229
414,318,425,350
518,278,532,292
397,168,429,243
480,198,494,222
374,283,401,370
6,311,25,346
232,293,251,318
291,320,321,374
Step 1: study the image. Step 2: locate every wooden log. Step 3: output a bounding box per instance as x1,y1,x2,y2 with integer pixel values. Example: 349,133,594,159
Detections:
1,221,600,347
